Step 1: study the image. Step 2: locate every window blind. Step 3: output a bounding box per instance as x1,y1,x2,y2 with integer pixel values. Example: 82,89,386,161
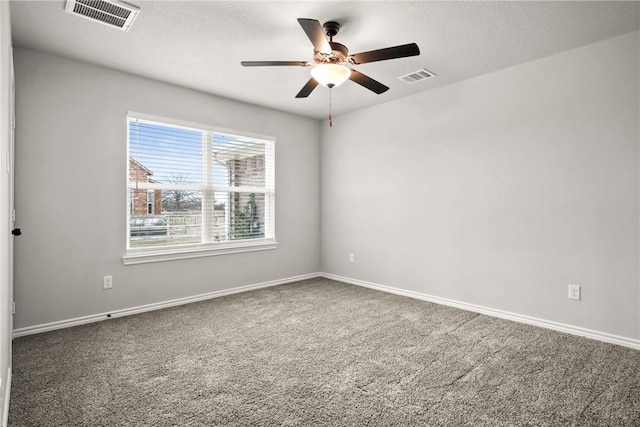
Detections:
127,115,275,252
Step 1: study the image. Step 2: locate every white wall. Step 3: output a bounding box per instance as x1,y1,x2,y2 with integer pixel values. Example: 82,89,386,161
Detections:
12,48,321,329
321,31,640,341
0,0,13,421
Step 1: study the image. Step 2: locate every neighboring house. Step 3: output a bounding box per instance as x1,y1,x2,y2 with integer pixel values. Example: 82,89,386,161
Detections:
128,157,162,216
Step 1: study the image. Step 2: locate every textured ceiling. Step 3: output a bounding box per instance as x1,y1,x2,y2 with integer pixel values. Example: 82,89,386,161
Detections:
9,1,640,120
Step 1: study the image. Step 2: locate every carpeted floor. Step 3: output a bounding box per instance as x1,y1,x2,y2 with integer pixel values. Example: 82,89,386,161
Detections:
8,278,640,426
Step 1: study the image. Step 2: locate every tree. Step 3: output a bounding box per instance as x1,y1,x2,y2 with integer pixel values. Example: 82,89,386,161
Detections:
161,174,199,212
231,193,261,239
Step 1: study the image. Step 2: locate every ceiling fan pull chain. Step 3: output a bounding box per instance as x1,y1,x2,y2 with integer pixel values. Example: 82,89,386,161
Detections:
329,88,333,127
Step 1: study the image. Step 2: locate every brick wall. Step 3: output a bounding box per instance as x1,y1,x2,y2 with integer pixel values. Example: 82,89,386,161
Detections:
129,158,162,216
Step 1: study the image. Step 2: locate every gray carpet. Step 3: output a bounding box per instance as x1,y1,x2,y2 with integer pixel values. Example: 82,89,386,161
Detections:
8,278,640,426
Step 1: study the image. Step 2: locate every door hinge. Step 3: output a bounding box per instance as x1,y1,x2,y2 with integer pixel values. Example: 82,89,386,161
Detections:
11,209,15,222
11,116,15,129
11,302,15,315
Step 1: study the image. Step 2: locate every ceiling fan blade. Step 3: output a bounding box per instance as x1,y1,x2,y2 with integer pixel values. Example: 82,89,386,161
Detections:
349,70,389,94
295,78,319,98
350,43,420,65
297,18,331,54
241,61,310,67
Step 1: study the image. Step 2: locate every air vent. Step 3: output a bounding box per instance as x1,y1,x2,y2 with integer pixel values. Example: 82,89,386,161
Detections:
65,0,140,32
399,68,436,84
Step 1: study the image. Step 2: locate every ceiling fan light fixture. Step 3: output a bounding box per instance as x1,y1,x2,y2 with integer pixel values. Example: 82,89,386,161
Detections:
241,18,420,99
311,64,351,89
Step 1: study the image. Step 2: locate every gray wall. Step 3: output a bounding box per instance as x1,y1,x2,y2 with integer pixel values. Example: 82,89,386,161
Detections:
13,48,321,329
12,31,640,343
321,31,640,340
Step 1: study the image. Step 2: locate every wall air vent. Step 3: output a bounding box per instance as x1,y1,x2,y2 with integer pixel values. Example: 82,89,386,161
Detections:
399,68,437,84
65,0,140,32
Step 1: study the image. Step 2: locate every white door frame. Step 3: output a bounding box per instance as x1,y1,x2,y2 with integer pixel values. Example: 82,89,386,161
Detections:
0,2,14,423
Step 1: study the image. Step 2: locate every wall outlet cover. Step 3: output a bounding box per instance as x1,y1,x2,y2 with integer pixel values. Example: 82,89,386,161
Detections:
568,284,580,300
103,275,113,289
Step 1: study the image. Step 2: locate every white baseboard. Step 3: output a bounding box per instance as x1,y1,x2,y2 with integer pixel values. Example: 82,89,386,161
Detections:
2,367,10,427
12,271,639,351
321,273,640,351
12,273,321,338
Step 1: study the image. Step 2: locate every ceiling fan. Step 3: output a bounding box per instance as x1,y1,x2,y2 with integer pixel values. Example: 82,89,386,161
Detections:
241,18,420,98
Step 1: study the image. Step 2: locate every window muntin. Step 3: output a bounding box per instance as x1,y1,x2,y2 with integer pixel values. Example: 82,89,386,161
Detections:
126,114,275,256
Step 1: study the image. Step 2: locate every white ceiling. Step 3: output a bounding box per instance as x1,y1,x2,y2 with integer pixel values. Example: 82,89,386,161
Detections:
9,1,640,120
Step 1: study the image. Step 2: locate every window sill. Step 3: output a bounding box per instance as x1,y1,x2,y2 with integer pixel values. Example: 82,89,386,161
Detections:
122,239,278,265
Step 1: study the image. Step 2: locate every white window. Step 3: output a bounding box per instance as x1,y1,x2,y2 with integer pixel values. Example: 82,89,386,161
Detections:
123,113,276,265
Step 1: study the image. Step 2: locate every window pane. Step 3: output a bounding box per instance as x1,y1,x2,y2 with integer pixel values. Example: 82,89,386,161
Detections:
129,119,203,186
212,135,265,187
129,190,202,248
229,192,265,240
206,192,266,242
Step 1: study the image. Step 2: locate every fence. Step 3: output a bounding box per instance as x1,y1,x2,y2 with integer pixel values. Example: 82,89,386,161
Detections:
130,212,227,245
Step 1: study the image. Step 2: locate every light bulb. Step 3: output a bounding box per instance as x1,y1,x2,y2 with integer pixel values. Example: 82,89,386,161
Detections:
311,64,351,88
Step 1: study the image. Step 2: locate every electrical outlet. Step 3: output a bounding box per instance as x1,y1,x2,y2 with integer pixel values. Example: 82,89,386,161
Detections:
349,253,355,263
568,284,580,300
103,275,113,290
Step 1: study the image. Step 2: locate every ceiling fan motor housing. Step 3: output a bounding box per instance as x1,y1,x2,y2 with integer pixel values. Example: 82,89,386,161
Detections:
315,41,349,64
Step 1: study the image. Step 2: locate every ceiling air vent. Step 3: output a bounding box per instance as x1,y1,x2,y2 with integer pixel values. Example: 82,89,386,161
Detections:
399,68,436,84
65,0,140,32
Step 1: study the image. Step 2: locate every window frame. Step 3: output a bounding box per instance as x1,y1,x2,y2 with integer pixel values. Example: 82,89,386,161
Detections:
122,112,277,265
